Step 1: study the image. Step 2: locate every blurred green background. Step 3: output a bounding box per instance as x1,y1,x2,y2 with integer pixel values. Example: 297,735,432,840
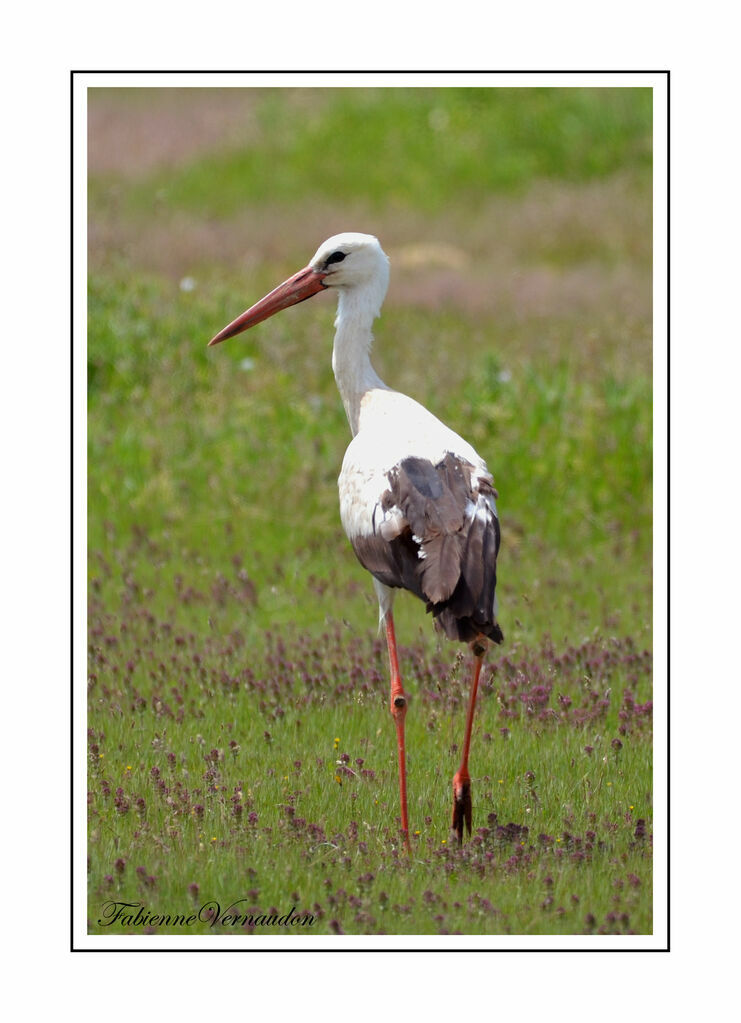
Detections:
88,86,652,650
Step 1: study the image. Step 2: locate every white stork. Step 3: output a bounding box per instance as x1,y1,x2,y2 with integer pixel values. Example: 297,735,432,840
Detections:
209,233,503,848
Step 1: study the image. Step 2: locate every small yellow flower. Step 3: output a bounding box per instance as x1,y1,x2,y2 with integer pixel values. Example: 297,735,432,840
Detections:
441,839,446,844
334,774,342,784
99,753,104,759
125,765,132,771
413,830,420,836
211,837,217,843
498,779,504,784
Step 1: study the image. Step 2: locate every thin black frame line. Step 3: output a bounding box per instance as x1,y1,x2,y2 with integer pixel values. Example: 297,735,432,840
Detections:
73,69,668,953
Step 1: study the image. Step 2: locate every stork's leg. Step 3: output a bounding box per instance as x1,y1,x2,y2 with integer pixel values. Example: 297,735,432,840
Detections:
452,640,487,844
382,609,410,852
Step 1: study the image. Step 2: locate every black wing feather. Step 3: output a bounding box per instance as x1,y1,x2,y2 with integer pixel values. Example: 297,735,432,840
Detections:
350,453,503,645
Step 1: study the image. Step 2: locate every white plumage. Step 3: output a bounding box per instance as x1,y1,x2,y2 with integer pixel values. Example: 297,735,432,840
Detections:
338,388,494,539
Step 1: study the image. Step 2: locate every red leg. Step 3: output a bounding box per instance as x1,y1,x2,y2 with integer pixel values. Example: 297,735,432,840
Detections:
383,610,410,852
452,643,487,843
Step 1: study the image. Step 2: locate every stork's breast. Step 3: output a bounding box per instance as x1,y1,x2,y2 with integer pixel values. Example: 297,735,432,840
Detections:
338,454,391,541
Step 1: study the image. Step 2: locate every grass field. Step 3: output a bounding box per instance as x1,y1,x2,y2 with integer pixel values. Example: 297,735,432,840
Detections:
87,86,653,936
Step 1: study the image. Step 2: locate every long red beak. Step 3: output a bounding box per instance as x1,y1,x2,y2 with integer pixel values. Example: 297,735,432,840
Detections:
208,265,328,346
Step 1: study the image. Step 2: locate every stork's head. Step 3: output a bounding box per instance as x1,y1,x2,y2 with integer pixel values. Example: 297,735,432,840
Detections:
209,232,390,346
310,233,390,292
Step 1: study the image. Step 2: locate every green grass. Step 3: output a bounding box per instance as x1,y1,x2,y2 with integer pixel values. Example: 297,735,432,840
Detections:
89,626,651,935
88,269,651,646
91,87,652,216
87,85,653,936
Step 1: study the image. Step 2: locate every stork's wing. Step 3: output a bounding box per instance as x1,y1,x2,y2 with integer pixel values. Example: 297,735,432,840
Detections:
352,453,503,644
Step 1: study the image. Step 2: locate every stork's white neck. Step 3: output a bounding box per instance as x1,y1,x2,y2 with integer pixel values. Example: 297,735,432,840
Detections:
331,286,388,436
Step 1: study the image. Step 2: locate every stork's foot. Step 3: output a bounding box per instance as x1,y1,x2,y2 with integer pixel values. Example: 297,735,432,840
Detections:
451,771,472,844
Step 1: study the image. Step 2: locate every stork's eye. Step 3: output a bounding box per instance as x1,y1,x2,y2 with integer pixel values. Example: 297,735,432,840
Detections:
326,251,346,266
